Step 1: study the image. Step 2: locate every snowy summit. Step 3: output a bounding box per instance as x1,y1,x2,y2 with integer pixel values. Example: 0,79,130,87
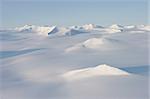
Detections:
62,64,130,81
11,24,150,36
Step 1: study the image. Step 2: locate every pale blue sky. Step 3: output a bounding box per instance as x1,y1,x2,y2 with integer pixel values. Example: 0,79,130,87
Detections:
1,0,148,28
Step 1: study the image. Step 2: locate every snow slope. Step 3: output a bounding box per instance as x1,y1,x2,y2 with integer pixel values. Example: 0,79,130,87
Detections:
83,38,105,48
65,38,106,52
65,37,123,52
0,24,149,99
62,64,130,81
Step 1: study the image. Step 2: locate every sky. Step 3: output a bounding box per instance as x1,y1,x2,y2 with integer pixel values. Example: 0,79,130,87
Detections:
1,0,148,28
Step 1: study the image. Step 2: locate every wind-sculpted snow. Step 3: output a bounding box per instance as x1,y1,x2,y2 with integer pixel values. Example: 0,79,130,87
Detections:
0,48,41,59
0,24,149,99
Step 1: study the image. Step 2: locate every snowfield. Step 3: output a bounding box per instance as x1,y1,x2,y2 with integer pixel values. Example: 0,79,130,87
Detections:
0,24,149,99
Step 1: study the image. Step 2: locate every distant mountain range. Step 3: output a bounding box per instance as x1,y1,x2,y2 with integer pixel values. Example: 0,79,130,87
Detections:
2,24,150,36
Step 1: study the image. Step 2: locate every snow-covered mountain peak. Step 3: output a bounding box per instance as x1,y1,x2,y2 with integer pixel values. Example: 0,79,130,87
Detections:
12,24,150,37
138,25,150,31
82,38,105,49
62,64,130,81
15,24,35,32
82,24,103,30
14,25,58,36
95,64,112,69
124,25,136,29
109,24,123,29
110,24,123,27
